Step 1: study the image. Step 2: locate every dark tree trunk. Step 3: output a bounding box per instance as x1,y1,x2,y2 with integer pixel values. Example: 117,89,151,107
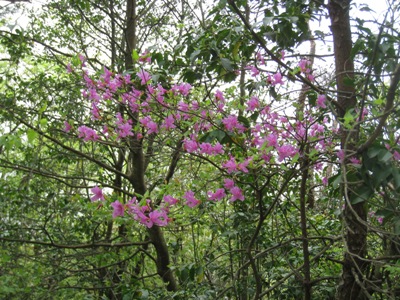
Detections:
124,0,178,292
328,1,369,299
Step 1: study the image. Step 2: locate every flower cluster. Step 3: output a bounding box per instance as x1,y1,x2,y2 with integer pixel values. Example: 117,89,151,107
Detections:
70,51,336,228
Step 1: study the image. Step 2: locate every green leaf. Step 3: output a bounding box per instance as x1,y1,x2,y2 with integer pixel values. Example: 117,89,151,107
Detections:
238,115,250,128
199,130,226,143
350,185,373,204
220,57,233,71
392,168,400,189
377,149,392,162
367,146,382,158
131,49,139,63
26,129,38,144
190,49,201,63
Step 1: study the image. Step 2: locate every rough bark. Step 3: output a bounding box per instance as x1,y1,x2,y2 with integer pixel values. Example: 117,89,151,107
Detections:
328,1,369,299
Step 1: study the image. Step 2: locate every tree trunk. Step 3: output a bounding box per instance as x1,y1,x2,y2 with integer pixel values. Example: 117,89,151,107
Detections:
124,0,178,292
328,1,369,299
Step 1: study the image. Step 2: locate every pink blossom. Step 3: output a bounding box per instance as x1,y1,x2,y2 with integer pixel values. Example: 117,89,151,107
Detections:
222,115,240,131
230,186,245,202
207,188,226,201
78,126,99,142
78,54,86,66
117,122,134,139
246,96,260,111
178,101,189,112
111,200,124,218
64,121,72,133
215,90,225,102
172,83,192,96
246,65,259,77
280,50,285,61
161,115,176,130
137,69,151,85
163,195,178,206
337,149,345,162
183,139,198,153
139,50,151,63
66,63,73,73
90,186,105,202
211,142,224,155
266,133,278,147
224,178,235,190
317,94,327,109
393,151,400,161
349,157,361,165
222,156,237,173
256,52,266,65
147,121,158,134
322,177,328,186
149,209,169,227
269,72,284,86
183,191,201,208
199,142,213,155
299,59,310,73
277,144,298,162
237,158,252,173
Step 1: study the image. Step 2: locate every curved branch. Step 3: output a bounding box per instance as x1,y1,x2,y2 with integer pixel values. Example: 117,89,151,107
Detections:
0,237,150,248
357,64,400,153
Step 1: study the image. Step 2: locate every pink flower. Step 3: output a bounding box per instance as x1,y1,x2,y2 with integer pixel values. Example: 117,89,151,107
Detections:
199,142,213,155
224,178,235,190
149,209,169,227
222,156,237,173
337,149,345,162
66,63,73,73
394,151,400,161
161,115,176,130
172,83,192,96
207,188,226,201
299,59,310,73
211,142,224,155
90,186,105,202
256,52,266,65
117,122,134,139
78,126,99,142
280,50,285,61
246,65,259,77
349,157,361,165
78,54,86,66
246,96,260,111
183,138,198,153
322,177,328,186
163,195,178,206
269,73,284,86
277,144,298,162
147,121,158,134
178,101,189,112
222,115,240,131
215,90,225,102
237,158,251,173
64,121,72,133
111,200,124,218
137,69,151,85
266,133,278,147
183,190,201,208
230,186,244,202
317,94,327,109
